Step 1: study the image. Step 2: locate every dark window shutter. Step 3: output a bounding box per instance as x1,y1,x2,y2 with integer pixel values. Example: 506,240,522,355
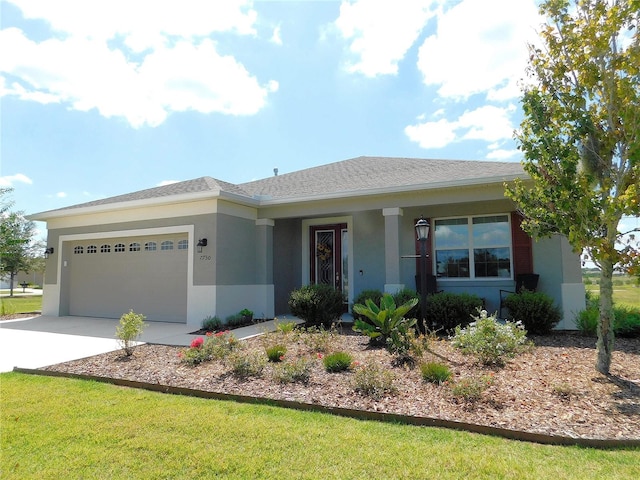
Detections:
511,212,533,276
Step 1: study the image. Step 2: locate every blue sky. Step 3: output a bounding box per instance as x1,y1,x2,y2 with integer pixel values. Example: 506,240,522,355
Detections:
0,0,636,245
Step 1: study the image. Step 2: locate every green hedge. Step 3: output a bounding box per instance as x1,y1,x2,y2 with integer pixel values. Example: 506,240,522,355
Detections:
575,298,640,338
424,292,484,332
502,291,562,335
288,284,346,328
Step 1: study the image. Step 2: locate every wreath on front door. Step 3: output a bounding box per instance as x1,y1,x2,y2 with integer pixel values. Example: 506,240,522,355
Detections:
316,243,332,262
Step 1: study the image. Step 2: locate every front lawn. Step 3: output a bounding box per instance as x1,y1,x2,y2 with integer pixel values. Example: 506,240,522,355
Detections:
0,295,42,315
2,373,638,480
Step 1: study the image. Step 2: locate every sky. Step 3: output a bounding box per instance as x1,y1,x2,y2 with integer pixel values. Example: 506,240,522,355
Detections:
0,0,637,245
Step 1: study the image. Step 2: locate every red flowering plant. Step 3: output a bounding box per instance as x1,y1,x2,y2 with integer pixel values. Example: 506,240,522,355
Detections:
179,330,240,366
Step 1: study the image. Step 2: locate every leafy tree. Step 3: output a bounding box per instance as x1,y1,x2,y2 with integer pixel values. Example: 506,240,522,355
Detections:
506,0,639,374
1,189,38,297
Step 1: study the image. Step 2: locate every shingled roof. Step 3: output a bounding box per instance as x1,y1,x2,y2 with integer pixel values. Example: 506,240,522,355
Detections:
238,156,525,200
30,157,526,217
32,176,249,216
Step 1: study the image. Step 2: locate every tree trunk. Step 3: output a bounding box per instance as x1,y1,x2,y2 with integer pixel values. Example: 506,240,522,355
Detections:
9,271,16,297
596,259,615,375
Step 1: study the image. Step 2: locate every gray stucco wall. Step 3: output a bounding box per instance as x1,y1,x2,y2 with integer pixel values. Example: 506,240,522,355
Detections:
352,210,386,294
213,214,257,285
273,218,302,315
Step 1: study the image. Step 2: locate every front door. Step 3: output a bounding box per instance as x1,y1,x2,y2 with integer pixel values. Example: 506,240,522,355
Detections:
310,223,348,306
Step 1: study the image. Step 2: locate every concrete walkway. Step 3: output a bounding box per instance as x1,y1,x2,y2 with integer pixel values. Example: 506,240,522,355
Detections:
0,315,301,373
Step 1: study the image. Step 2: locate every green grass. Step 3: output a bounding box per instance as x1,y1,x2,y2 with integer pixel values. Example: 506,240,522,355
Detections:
583,274,639,309
0,295,42,315
2,373,639,479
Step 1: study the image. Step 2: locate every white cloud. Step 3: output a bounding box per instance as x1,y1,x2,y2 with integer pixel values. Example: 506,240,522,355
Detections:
0,0,276,127
405,105,516,150
56,192,67,198
0,173,33,187
486,148,520,160
458,105,516,142
335,0,438,77
404,118,457,149
416,0,541,100
271,25,283,46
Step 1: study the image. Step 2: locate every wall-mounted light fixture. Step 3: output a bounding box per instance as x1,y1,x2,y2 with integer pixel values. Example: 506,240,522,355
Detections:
44,247,54,259
196,238,208,253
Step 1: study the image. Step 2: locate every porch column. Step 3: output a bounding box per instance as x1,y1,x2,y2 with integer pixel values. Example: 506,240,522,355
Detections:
382,207,404,294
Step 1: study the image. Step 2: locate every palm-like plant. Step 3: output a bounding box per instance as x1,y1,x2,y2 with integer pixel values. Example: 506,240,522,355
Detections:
352,294,418,347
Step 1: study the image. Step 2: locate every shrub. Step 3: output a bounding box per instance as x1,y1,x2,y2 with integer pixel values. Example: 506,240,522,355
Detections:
450,375,493,403
423,293,484,332
575,303,640,338
202,315,222,332
300,325,337,353
392,288,420,321
502,291,561,334
420,362,452,385
179,330,240,365
450,309,529,366
352,362,397,400
265,344,287,362
226,351,266,378
352,293,418,349
323,351,353,372
225,313,246,327
615,307,640,338
180,337,211,366
239,308,253,320
115,310,146,356
272,357,313,384
351,289,383,321
288,284,346,328
275,319,297,334
575,306,599,335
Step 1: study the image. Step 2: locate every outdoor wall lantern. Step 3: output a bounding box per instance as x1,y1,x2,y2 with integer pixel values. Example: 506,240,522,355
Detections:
44,247,54,259
415,216,430,328
196,238,208,253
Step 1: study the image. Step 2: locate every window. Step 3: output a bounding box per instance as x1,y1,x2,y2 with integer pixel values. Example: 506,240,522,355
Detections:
145,242,157,252
129,242,141,252
100,244,111,253
434,214,511,279
161,240,174,251
74,246,83,254
87,245,97,254
177,239,188,250
114,243,126,252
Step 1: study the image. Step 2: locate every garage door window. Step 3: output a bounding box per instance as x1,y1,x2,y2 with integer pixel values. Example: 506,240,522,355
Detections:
161,241,174,251
74,246,83,254
87,245,97,253
130,242,141,252
115,243,126,252
101,244,111,253
178,239,188,250
145,242,157,251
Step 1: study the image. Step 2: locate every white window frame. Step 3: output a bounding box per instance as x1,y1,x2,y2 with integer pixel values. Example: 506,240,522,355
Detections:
433,213,513,281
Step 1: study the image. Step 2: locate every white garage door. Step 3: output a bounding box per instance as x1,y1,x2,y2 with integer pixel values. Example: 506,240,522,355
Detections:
68,235,188,322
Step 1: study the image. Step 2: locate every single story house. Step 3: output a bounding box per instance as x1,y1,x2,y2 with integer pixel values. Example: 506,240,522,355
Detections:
29,156,585,328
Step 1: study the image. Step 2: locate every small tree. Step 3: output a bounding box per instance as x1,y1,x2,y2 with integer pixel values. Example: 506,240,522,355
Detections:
115,310,146,356
506,0,639,374
1,211,38,297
